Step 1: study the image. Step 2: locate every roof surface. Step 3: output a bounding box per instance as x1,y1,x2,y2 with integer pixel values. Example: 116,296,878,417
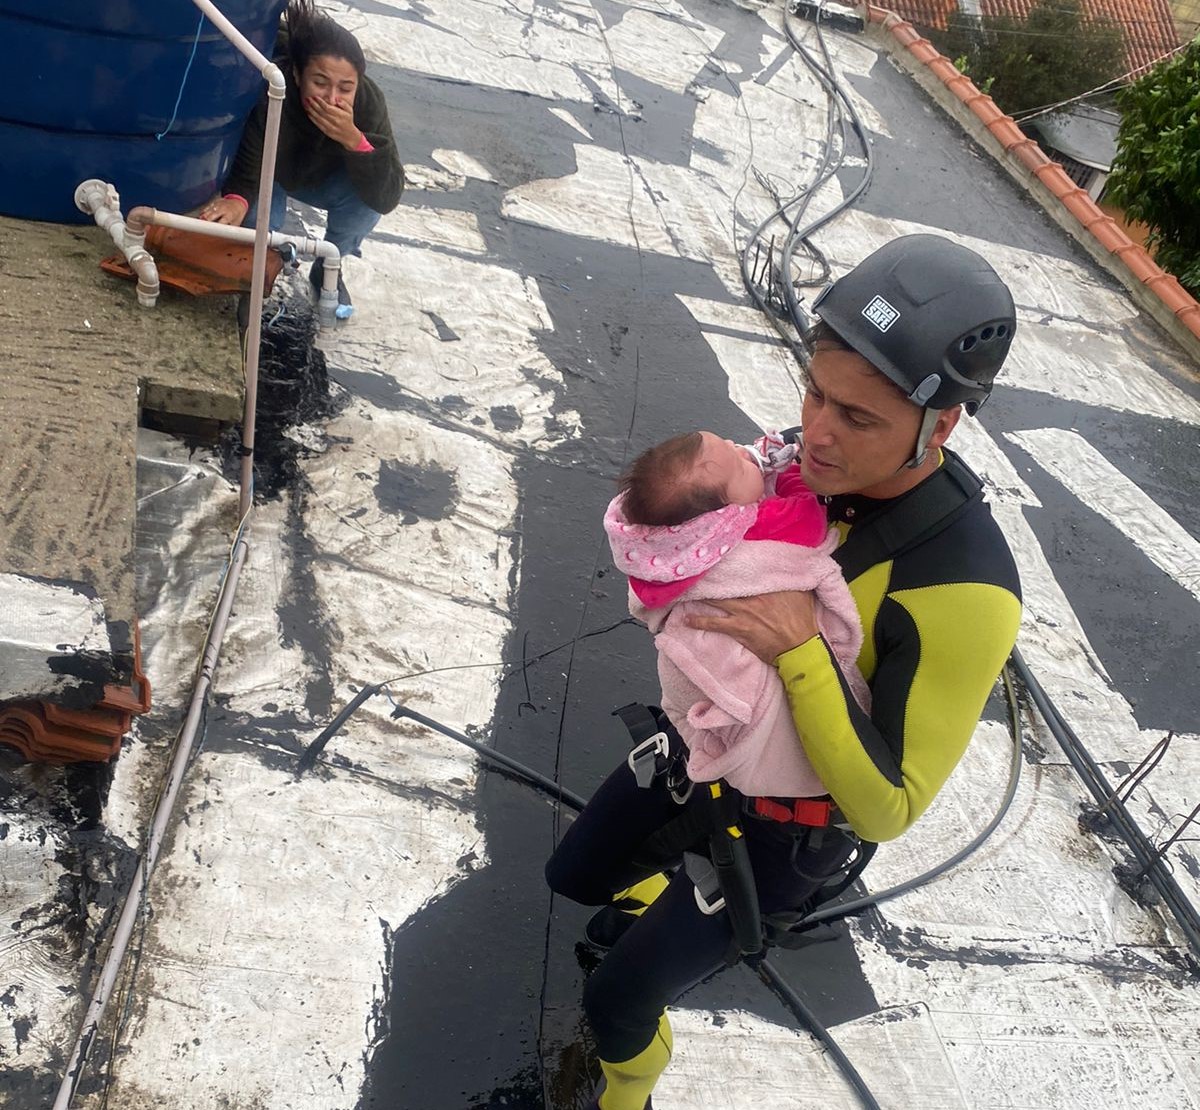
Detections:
1029,104,1121,168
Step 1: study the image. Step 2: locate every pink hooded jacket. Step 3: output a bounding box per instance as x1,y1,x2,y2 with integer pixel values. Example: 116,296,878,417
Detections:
604,465,870,798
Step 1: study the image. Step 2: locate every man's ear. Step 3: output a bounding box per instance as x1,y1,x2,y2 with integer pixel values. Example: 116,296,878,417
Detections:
928,405,962,449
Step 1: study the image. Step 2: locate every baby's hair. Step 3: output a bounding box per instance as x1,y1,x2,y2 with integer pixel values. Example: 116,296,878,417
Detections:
618,432,725,526
286,0,367,77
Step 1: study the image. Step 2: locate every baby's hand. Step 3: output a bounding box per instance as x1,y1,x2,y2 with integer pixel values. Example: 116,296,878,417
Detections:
751,432,798,472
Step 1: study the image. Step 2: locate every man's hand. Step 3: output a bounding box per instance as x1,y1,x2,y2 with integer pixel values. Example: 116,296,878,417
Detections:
199,196,247,225
685,591,819,664
305,96,364,151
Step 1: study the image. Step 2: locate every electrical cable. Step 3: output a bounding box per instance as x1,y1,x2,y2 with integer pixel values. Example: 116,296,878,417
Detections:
753,958,884,1110
734,1,875,362
735,10,853,369
294,618,640,773
1011,40,1191,121
156,13,206,141
796,663,1023,927
350,656,1022,1110
389,705,589,812
777,2,875,334
1008,647,1200,958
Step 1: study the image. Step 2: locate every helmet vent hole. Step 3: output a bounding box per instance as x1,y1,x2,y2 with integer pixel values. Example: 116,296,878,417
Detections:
981,326,995,341
996,324,1008,338
960,334,978,352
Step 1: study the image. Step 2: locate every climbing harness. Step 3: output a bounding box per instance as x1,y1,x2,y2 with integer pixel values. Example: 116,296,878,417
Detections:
613,701,864,960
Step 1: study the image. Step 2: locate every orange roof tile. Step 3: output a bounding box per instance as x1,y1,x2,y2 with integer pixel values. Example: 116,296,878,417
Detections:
884,0,959,28
887,0,1181,75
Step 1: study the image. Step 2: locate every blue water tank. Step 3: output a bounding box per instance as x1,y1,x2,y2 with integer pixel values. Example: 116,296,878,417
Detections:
1,0,287,223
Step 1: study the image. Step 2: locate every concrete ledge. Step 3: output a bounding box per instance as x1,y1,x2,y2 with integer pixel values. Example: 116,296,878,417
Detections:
865,5,1200,369
0,216,243,702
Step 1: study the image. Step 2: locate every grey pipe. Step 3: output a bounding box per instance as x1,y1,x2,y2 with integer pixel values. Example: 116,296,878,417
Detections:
52,539,248,1109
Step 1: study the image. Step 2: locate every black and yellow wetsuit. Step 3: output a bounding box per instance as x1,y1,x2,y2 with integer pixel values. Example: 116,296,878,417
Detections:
546,454,1021,1110
781,466,1023,843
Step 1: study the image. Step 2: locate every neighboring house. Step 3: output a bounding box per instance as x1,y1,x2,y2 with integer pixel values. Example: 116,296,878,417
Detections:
1024,104,1120,199
1169,0,1200,40
885,0,1181,74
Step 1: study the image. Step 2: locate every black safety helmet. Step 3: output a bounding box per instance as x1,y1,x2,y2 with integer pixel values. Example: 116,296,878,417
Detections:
811,234,1016,415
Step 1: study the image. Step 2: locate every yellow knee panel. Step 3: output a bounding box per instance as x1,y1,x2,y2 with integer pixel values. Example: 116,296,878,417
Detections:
611,873,669,916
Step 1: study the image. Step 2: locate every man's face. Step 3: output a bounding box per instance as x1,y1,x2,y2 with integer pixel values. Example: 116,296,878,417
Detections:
799,347,956,498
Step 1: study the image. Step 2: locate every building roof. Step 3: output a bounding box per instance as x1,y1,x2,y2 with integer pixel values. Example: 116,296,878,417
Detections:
1027,104,1121,169
885,0,1181,75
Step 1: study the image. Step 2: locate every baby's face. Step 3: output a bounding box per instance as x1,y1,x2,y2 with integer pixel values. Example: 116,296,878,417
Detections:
695,431,764,506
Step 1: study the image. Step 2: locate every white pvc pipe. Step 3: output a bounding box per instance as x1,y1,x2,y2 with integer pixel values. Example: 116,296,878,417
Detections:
190,0,276,73
54,3,295,1105
241,85,283,518
125,205,342,320
74,180,161,307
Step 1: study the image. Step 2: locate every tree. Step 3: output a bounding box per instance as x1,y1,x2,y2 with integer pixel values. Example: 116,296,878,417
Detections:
932,0,1125,117
1105,39,1200,295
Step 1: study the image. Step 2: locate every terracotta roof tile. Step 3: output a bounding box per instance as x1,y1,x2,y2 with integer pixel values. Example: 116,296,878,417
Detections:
888,0,1181,74
884,0,959,28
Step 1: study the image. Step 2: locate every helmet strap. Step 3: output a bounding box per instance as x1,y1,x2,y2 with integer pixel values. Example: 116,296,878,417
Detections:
906,407,942,469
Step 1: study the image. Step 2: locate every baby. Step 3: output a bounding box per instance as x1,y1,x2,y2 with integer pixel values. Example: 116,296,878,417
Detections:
604,430,869,798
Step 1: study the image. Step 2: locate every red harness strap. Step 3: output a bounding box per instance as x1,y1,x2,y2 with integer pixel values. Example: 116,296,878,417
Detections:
750,796,837,827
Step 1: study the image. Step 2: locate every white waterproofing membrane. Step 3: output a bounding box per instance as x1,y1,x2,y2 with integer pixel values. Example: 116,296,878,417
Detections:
0,574,111,703
3,1,1198,1108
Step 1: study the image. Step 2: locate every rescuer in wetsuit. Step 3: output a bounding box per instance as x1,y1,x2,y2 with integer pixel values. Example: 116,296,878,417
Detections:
545,234,1023,1110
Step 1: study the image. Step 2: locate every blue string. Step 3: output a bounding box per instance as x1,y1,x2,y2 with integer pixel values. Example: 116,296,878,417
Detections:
156,13,206,141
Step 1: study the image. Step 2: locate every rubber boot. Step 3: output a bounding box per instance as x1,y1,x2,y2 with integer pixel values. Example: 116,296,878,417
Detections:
593,1012,672,1110
585,873,670,949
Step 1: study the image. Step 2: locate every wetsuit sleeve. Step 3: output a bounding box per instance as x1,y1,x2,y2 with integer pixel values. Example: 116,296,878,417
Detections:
222,93,268,203
775,579,1021,842
344,78,405,214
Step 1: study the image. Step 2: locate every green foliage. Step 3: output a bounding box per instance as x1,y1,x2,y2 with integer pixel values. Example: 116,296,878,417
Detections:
1106,40,1200,294
932,0,1125,117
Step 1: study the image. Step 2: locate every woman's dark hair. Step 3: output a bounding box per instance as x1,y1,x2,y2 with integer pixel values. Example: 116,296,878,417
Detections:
618,432,725,527
286,0,366,76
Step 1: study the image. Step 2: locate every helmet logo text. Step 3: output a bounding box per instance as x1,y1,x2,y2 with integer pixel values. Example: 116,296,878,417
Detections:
862,295,900,332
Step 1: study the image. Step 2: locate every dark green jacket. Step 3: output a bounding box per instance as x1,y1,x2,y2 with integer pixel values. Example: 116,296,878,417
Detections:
223,65,404,215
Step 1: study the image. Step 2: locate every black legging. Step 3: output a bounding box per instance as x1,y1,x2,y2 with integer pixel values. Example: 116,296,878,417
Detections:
545,746,857,1062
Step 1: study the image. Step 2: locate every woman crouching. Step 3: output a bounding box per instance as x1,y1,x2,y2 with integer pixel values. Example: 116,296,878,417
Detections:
200,0,404,317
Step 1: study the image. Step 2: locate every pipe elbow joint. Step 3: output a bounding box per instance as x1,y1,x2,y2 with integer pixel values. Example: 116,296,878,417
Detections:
263,61,287,96
125,206,153,238
127,249,159,307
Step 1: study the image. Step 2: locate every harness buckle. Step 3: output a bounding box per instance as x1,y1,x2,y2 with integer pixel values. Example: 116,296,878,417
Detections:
749,796,838,827
683,851,726,915
627,731,671,789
